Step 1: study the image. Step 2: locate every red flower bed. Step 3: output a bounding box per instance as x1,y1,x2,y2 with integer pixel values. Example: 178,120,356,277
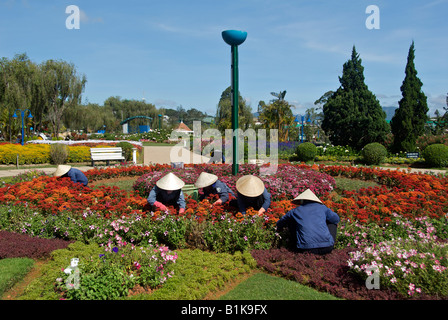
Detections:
0,176,147,219
318,165,448,223
149,195,295,226
0,164,446,226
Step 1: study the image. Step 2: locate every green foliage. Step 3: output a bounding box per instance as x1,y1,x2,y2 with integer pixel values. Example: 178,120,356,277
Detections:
321,47,389,150
18,241,103,300
295,142,317,162
391,42,429,153
0,258,35,296
422,144,448,168
197,214,276,253
49,143,69,165
115,141,134,161
361,142,388,165
215,86,253,132
416,134,448,151
259,92,295,142
56,243,177,300
129,249,256,300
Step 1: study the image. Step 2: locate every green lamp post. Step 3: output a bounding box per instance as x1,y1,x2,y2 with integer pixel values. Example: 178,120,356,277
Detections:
222,30,247,175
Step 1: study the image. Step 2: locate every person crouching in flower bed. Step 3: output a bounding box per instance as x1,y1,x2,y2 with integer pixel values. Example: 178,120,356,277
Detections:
54,165,88,187
194,172,236,206
276,189,340,255
147,172,186,214
235,175,271,216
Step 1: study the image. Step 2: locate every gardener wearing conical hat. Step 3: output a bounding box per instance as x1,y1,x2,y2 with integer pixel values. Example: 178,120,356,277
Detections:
54,165,88,186
147,173,186,213
194,172,235,206
235,175,271,216
276,189,340,255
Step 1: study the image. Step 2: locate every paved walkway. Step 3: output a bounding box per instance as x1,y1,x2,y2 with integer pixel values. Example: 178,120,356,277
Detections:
143,145,210,165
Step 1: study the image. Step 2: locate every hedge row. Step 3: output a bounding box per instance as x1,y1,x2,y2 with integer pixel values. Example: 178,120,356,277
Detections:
0,144,103,164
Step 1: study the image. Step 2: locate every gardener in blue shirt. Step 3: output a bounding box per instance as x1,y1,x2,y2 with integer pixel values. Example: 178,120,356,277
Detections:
194,172,235,205
54,165,88,186
277,189,340,255
235,175,271,216
147,172,186,214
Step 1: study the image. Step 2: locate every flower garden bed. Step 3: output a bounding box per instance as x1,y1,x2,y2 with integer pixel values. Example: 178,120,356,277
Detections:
0,163,447,300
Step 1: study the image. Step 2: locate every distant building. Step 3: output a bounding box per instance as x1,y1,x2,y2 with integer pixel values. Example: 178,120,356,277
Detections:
173,121,193,134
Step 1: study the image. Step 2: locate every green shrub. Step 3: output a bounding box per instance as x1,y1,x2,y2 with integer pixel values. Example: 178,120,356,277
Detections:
67,146,90,163
50,143,69,165
361,142,387,165
115,141,134,161
422,144,448,168
295,142,317,162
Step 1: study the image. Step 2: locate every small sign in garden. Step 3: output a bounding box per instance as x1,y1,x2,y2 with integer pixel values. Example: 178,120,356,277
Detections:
406,152,420,159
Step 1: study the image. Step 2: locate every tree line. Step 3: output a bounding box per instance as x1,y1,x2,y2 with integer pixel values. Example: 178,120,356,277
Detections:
321,42,447,153
0,53,213,139
2,44,446,153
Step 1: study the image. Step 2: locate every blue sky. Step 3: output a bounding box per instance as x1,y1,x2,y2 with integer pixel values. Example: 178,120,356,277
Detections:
0,0,447,117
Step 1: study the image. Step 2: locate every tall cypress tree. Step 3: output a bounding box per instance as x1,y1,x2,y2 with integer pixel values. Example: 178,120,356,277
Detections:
390,41,428,152
322,46,388,150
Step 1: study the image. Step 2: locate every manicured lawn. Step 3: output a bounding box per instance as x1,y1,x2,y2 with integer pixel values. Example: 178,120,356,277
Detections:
0,258,35,296
219,272,341,300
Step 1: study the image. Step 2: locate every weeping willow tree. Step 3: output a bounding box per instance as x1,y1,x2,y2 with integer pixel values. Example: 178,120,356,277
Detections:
0,54,36,141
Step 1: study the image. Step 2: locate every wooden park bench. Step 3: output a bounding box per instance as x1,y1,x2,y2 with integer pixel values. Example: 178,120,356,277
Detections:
90,147,125,167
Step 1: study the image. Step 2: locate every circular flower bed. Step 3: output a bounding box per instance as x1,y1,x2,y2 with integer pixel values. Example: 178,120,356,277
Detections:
1,163,447,300
133,163,336,201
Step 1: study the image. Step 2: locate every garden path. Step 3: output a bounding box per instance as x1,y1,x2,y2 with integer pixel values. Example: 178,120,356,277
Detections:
143,146,210,165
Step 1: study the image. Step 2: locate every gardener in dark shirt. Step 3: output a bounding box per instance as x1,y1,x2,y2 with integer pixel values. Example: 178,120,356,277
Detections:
194,172,235,205
54,165,88,186
147,172,186,214
235,175,271,216
276,189,340,255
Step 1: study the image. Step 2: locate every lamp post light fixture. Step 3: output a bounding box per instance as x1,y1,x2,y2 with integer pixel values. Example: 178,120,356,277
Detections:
222,30,247,175
300,115,311,143
12,109,33,146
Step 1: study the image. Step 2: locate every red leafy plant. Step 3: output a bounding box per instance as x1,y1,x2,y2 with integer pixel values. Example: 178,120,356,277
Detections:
0,230,73,259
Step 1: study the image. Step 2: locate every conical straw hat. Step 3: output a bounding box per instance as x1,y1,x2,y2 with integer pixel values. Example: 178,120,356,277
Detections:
292,189,323,205
54,165,71,177
235,175,265,197
156,172,185,191
194,172,218,188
